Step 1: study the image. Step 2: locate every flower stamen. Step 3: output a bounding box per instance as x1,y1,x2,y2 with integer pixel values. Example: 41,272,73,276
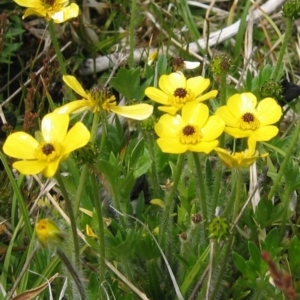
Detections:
42,143,55,155
174,88,187,98
179,124,202,144
239,112,260,130
37,142,61,162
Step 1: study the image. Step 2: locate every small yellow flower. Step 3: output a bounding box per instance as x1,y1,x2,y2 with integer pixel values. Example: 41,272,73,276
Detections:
150,198,165,209
86,224,97,238
145,71,218,114
55,75,153,120
154,101,225,154
35,218,65,248
14,0,79,23
215,147,268,169
3,112,90,178
216,93,282,153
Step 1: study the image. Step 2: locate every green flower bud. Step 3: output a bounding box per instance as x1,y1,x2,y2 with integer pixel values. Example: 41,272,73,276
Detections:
140,115,157,131
259,79,282,101
283,0,300,20
207,217,230,242
210,55,231,75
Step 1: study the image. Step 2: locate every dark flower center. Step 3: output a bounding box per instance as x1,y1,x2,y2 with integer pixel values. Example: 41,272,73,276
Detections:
42,143,55,155
174,88,187,98
45,0,55,5
182,125,195,136
242,113,255,123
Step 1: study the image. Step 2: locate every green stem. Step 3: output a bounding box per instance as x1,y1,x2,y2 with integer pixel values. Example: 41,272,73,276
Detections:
271,18,293,80
90,172,105,299
73,110,102,217
279,183,292,239
268,120,300,200
211,74,227,217
55,172,80,266
48,20,67,75
192,153,207,222
48,20,74,100
91,111,101,143
208,235,234,300
220,74,227,106
0,152,32,236
159,154,185,245
74,164,88,218
144,130,160,197
209,169,241,299
128,0,137,68
232,169,242,221
57,249,87,300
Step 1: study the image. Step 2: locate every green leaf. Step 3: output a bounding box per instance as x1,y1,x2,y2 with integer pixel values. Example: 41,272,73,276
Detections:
248,241,262,267
110,67,141,99
262,228,282,257
288,236,300,274
232,252,247,274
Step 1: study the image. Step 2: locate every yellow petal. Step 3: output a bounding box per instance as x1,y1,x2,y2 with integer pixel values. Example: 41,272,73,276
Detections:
3,132,39,159
145,87,169,105
215,106,239,127
247,135,257,154
155,114,183,138
55,100,93,115
43,159,61,178
159,72,186,95
188,140,219,153
253,126,279,141
186,76,210,96
215,147,234,168
182,102,209,129
227,93,257,118
201,115,225,141
23,8,46,19
41,112,69,143
14,0,37,7
196,90,218,102
62,122,90,154
150,198,165,209
50,3,79,23
13,160,48,175
157,106,179,114
108,103,153,120
256,98,282,126
86,224,97,238
157,138,187,153
63,75,89,99
224,127,252,138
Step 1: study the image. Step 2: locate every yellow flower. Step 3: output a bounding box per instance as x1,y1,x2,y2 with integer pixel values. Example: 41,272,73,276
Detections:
55,75,153,120
86,224,97,238
14,0,79,23
215,147,268,169
145,71,218,114
3,112,90,178
154,101,225,154
216,93,282,152
35,218,65,248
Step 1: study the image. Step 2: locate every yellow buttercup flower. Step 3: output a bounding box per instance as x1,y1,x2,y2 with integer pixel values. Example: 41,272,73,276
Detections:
154,102,225,154
145,71,218,114
14,0,79,23
55,75,153,120
215,147,268,169
3,112,90,178
215,93,282,153
35,219,65,248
